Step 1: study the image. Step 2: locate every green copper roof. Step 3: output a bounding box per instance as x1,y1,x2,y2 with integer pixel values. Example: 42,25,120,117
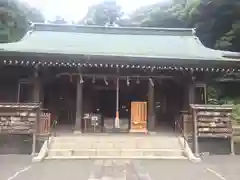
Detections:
0,23,238,61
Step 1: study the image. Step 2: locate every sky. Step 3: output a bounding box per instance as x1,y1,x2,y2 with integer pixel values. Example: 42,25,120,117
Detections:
19,0,169,22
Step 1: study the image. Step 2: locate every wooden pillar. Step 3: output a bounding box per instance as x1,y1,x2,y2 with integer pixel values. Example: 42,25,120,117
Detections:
192,108,199,155
148,79,155,131
33,70,41,103
188,83,195,105
189,78,198,155
75,75,83,133
32,69,41,140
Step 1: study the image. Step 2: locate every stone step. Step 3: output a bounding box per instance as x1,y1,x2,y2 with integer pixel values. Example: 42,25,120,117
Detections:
50,142,181,149
52,136,180,140
51,141,180,145
47,148,185,159
52,138,180,142
41,135,187,160
50,137,182,149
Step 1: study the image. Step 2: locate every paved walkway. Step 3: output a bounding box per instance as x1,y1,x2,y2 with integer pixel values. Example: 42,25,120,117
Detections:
1,155,240,180
0,155,32,180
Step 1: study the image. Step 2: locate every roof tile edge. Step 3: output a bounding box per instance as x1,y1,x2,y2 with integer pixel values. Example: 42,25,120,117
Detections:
31,23,195,36
223,52,240,59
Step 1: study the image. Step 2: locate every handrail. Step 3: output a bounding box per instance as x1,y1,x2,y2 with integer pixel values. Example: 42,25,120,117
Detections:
46,119,58,148
175,115,193,150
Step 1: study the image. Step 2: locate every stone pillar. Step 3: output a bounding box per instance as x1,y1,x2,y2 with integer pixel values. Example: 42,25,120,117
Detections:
148,79,155,131
75,75,83,133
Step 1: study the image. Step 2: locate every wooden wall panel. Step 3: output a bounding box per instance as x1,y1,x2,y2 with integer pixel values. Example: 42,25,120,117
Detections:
130,101,147,133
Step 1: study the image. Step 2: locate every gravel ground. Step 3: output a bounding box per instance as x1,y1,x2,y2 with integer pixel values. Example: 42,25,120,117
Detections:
0,157,93,180
189,138,240,155
1,156,240,180
0,135,44,154
143,156,240,180
10,160,93,180
0,155,32,180
201,155,240,180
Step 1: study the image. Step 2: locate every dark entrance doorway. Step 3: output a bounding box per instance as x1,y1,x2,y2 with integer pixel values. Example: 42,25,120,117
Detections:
98,90,116,118
155,79,184,130
84,78,148,132
43,76,76,125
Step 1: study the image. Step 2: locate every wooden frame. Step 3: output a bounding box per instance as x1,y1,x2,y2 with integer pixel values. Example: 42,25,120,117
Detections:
190,104,234,155
17,78,34,103
195,83,207,104
0,102,41,155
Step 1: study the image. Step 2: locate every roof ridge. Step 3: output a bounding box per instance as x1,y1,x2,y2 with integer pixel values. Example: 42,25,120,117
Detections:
223,52,240,59
30,23,195,36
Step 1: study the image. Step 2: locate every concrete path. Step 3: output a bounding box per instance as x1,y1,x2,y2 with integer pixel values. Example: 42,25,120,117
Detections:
1,155,240,180
143,156,240,180
0,155,32,180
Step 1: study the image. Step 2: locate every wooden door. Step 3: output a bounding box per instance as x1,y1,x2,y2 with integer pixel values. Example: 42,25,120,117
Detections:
130,101,147,133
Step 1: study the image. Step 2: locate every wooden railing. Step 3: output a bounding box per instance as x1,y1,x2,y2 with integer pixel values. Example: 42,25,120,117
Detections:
175,111,193,150
39,112,51,135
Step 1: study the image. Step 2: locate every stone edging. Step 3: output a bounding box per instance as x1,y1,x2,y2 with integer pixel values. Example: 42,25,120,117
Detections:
178,137,201,163
32,136,53,162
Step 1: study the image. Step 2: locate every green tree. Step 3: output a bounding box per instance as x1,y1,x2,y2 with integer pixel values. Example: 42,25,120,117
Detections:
49,16,68,24
0,0,44,42
82,0,123,26
181,0,240,51
128,1,186,28
129,0,240,52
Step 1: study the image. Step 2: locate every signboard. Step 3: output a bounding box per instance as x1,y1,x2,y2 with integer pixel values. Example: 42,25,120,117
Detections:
0,103,40,134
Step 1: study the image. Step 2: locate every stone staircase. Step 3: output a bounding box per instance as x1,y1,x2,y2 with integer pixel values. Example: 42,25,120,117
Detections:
41,134,187,160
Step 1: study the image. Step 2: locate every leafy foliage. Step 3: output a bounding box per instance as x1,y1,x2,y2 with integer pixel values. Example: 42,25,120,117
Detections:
128,1,186,28
82,0,123,26
128,0,240,52
0,0,44,42
207,86,219,104
232,104,240,123
184,0,240,52
48,16,68,24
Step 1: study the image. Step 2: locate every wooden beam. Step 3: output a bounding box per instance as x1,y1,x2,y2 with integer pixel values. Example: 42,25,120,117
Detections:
148,79,155,130
55,73,174,80
75,75,83,133
192,109,199,156
33,69,41,103
188,82,195,105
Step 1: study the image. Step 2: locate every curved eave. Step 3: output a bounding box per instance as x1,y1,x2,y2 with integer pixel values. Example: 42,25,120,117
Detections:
223,52,240,59
0,23,238,65
0,50,240,69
